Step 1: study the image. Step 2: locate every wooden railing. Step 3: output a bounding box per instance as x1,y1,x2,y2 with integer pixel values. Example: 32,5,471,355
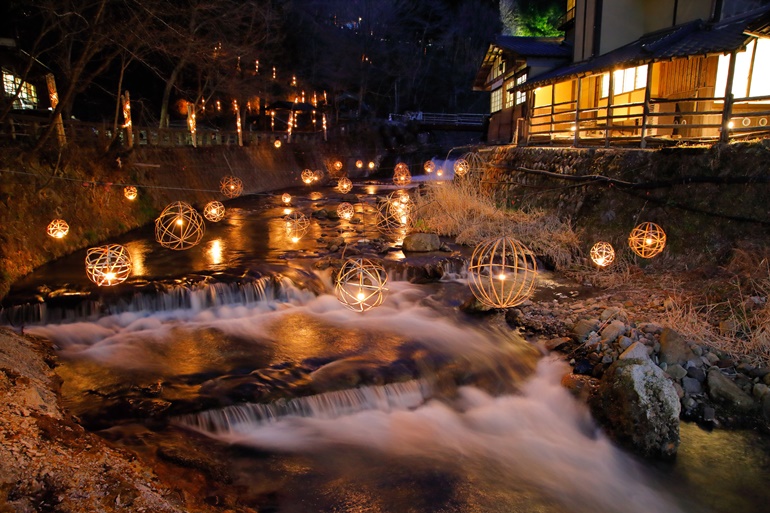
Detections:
388,112,487,126
526,93,770,147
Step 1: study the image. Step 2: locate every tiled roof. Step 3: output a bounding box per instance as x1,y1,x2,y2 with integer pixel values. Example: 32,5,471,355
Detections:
494,36,572,58
523,6,770,90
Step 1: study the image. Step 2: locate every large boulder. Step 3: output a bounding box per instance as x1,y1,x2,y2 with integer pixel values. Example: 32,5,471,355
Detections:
402,233,441,252
589,358,681,459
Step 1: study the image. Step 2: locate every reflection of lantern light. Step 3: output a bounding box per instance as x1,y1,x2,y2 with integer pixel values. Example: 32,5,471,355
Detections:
155,201,205,250
283,208,292,215
356,160,363,169
590,242,615,267
203,201,226,222
282,193,291,205
335,258,388,312
468,237,537,308
208,239,223,266
124,186,138,200
337,202,355,220
628,222,666,258
220,176,243,198
283,211,310,243
274,139,282,148
46,219,69,239
85,244,132,286
302,169,314,184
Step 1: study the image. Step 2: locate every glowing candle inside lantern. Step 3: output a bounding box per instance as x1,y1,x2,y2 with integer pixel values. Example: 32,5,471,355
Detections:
105,272,116,283
357,291,365,301
282,193,291,204
176,218,184,226
497,273,507,281
368,161,375,170
645,238,653,245
291,236,300,243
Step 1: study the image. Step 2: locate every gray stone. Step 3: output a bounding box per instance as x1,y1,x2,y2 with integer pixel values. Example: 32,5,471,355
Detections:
691,345,703,357
705,352,720,365
764,373,770,386
763,394,770,422
601,354,614,364
666,364,687,380
707,369,757,414
600,320,627,344
702,406,716,422
619,342,649,360
686,366,706,383
572,319,600,343
659,328,694,366
618,336,634,350
326,208,340,220
600,307,626,323
402,233,441,252
753,383,769,400
682,377,703,395
639,322,663,334
589,358,681,459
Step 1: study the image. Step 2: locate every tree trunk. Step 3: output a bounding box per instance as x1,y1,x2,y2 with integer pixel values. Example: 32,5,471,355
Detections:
159,59,186,129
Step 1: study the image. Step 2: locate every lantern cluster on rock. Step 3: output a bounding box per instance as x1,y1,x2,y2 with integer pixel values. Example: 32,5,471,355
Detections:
155,201,206,250
454,159,469,177
123,186,138,200
628,222,666,258
46,219,69,239
393,163,412,186
301,169,315,184
376,191,414,238
335,258,389,312
424,160,435,173
590,241,615,267
284,211,310,243
85,244,132,286
468,236,537,309
337,202,355,221
337,177,353,194
203,201,226,222
220,176,243,198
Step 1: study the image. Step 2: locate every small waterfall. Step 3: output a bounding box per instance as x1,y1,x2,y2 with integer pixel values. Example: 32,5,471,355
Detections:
1,275,303,326
177,379,432,435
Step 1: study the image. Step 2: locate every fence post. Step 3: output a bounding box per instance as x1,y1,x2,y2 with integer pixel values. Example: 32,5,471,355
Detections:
720,50,738,143
606,72,614,148
573,77,582,147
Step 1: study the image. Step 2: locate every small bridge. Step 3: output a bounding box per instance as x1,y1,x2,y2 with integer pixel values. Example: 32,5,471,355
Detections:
388,112,487,130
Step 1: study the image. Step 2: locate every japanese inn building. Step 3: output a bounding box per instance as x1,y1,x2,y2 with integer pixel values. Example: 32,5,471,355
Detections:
475,0,770,147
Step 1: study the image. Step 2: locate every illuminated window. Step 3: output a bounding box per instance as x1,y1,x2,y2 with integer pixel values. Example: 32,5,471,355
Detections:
504,79,515,108
601,65,647,97
515,74,527,105
489,54,505,81
2,69,37,109
491,87,502,113
715,38,770,99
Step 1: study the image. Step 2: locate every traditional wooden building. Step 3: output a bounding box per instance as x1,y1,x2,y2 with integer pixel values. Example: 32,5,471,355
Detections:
477,0,770,147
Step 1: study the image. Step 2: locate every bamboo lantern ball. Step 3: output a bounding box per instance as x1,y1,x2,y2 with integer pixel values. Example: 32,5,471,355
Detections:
123,186,138,200
376,191,415,237
283,211,310,243
301,169,315,184
590,241,615,267
281,193,292,205
313,169,325,182
393,165,412,186
333,160,343,171
356,160,363,169
203,201,226,222
454,158,469,177
155,201,206,250
468,236,538,309
337,202,355,221
368,161,376,170
85,244,132,286
337,177,353,194
46,218,69,239
628,222,666,258
220,175,244,198
424,160,435,173
335,258,389,312
274,139,282,148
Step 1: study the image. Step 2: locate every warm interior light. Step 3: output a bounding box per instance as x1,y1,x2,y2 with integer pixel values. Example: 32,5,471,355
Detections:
645,237,653,245
274,139,282,148
105,272,116,282
368,161,375,169
176,218,184,226
497,272,506,281
356,291,366,301
728,121,735,129
291,236,300,243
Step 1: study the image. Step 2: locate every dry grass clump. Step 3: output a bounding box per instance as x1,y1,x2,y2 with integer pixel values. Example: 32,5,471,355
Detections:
414,180,580,269
565,251,637,289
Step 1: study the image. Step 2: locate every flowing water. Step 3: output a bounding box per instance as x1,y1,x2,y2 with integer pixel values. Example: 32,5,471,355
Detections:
3,183,770,512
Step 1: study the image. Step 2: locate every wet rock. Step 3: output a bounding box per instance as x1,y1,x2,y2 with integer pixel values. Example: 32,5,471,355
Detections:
312,209,328,219
707,369,757,414
600,320,626,344
573,359,594,375
682,377,703,395
752,383,769,400
561,373,600,400
545,337,571,351
156,443,232,483
702,405,716,423
572,319,599,343
589,358,681,459
659,328,694,366
402,233,440,252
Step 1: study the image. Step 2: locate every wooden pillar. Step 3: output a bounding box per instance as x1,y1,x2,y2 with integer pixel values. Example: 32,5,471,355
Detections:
573,77,582,147
606,71,614,147
550,84,556,145
720,50,737,143
640,64,653,148
45,74,66,147
121,91,133,148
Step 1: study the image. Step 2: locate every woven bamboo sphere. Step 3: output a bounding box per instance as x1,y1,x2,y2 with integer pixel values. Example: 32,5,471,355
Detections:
628,222,666,258
461,151,486,176
281,193,292,205
454,158,469,177
283,211,310,243
468,236,538,309
424,160,435,173
333,160,343,171
155,201,206,250
337,177,353,194
368,161,376,170
203,201,225,222
393,165,412,186
590,241,615,267
274,139,282,148
356,160,363,169
376,191,414,237
337,202,355,221
313,169,325,182
335,258,389,312
85,244,132,286
220,175,244,198
123,186,138,200
301,169,315,184
46,218,69,239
